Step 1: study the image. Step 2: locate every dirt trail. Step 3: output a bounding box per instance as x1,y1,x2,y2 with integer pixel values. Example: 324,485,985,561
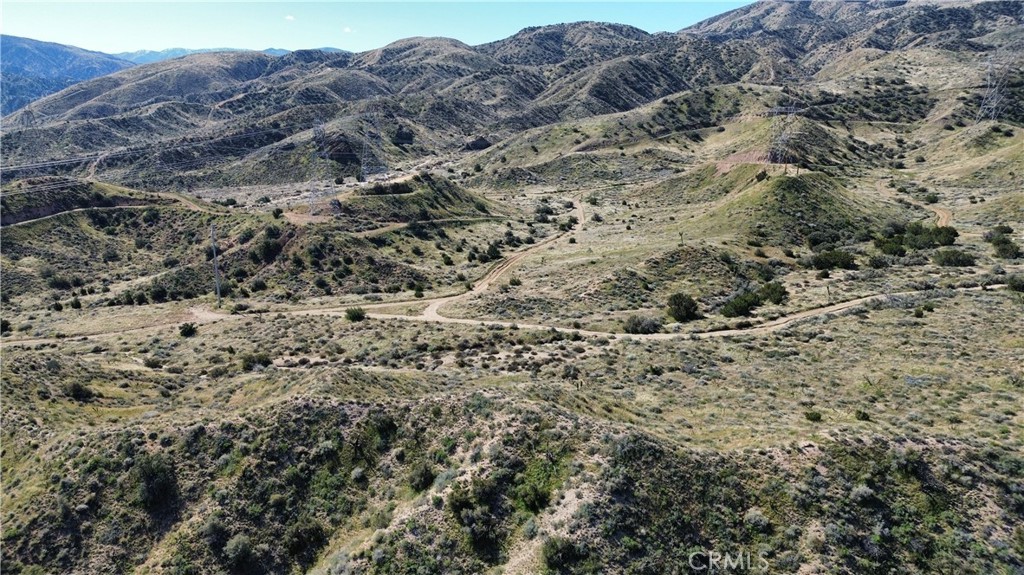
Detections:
6,188,1004,349
421,194,587,321
3,206,139,228
3,189,224,229
3,307,231,347
875,180,952,226
368,285,1002,341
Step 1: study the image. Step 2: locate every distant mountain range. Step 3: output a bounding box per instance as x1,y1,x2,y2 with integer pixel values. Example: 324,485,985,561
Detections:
0,36,346,115
0,35,133,116
114,46,346,64
2,0,1021,189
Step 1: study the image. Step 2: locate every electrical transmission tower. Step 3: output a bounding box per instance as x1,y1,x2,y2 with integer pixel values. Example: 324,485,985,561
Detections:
360,97,387,180
210,224,222,308
975,54,1011,124
308,116,329,215
766,107,803,169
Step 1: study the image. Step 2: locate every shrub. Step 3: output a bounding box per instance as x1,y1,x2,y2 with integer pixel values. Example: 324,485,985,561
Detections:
743,508,770,532
0,319,10,333
933,249,975,267
283,515,327,567
408,462,436,492
240,352,272,371
993,238,1021,259
134,453,176,511
623,315,662,334
804,411,823,422
542,536,590,572
486,243,501,260
868,255,890,269
223,534,253,569
810,250,856,270
758,282,789,305
200,515,229,548
667,293,701,322
47,276,72,290
345,307,367,322
721,291,763,317
63,381,95,401
179,322,198,337
143,357,163,369
516,480,551,514
929,226,959,246
1007,274,1024,292
252,239,282,263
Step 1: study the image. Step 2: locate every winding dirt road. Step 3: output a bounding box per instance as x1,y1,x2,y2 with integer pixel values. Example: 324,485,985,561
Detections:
875,180,953,226
3,185,1005,350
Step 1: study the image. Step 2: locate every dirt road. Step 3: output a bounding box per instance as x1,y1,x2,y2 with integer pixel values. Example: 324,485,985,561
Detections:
5,188,1004,349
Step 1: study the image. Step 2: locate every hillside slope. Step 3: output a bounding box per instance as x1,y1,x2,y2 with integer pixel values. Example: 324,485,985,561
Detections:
0,35,135,116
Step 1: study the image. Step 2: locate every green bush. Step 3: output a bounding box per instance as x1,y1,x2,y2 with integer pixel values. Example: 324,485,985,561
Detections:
283,515,327,567
868,255,891,269
63,381,95,401
223,534,253,569
721,291,763,317
200,515,229,548
1006,274,1024,292
877,223,958,254
345,307,367,322
179,322,198,337
933,249,975,267
240,352,272,371
987,232,1021,259
134,453,176,511
408,462,436,492
542,536,591,573
667,293,701,322
623,315,662,334
758,282,789,305
810,250,856,270
251,239,282,263
804,411,823,422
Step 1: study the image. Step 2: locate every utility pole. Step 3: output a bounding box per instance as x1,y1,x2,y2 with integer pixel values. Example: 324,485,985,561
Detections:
210,224,222,308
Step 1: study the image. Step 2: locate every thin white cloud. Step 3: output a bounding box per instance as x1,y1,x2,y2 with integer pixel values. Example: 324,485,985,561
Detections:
284,15,295,21
343,26,352,33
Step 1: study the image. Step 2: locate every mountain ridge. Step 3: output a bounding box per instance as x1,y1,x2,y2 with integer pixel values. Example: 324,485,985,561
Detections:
0,34,135,115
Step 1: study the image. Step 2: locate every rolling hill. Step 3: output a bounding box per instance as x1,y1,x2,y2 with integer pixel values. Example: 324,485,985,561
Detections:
0,35,134,116
2,0,1020,191
2,2,1024,574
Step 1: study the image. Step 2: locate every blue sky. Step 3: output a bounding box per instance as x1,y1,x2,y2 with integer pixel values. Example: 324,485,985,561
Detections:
1,2,751,54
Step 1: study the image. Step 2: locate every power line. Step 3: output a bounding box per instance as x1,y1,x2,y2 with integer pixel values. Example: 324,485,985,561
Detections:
360,96,387,181
210,223,222,308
